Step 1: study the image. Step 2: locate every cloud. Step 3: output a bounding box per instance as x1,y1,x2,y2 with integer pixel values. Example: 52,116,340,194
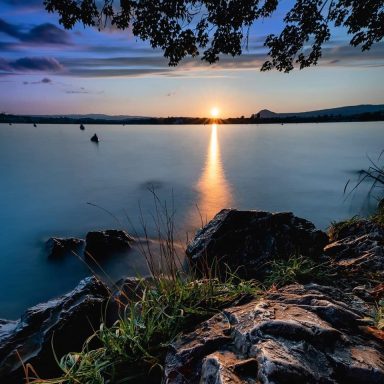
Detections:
0,57,64,73
0,18,71,45
25,23,71,45
3,0,41,5
2,0,43,11
319,43,384,67
0,18,19,38
54,54,242,78
56,37,383,77
1,36,383,79
0,41,17,52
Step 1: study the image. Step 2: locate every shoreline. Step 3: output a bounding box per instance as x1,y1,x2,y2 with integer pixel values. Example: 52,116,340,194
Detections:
0,205,383,383
1,114,384,126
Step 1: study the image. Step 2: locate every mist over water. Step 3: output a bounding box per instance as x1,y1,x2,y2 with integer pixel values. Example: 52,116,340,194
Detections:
0,122,382,318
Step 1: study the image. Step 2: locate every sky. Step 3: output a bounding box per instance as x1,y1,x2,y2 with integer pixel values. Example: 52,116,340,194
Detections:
0,0,383,118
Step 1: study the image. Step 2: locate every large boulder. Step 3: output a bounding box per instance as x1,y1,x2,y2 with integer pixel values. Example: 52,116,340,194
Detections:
325,219,384,283
46,237,84,258
85,229,134,259
0,277,110,383
187,209,328,279
165,284,384,384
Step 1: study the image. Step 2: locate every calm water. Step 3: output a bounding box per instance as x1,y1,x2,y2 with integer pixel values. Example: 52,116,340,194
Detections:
0,122,383,319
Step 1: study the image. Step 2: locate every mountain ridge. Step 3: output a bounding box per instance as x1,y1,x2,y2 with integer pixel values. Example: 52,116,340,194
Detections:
254,104,384,119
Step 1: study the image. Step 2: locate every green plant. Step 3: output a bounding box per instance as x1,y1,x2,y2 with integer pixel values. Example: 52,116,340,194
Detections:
28,274,259,384
328,215,362,241
27,192,261,384
374,300,384,331
265,255,332,287
345,151,384,201
370,203,384,226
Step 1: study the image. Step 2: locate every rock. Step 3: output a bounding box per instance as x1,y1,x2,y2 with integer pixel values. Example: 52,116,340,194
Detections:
90,133,99,143
80,124,85,130
324,219,384,282
0,277,110,383
164,284,384,384
187,209,328,279
46,237,84,258
85,229,134,259
0,320,18,341
328,218,383,242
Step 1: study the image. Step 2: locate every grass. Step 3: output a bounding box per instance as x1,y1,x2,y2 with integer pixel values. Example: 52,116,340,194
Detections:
328,200,384,241
374,300,384,331
26,184,380,383
344,151,384,199
370,203,384,226
26,191,261,384
27,274,260,384
265,255,333,287
336,150,383,236
328,215,362,241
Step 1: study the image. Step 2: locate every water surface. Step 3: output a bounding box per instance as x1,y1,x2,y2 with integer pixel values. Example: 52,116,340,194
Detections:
0,122,382,318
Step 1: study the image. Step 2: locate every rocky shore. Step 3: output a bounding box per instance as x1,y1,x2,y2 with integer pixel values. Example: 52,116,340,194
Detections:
0,209,383,383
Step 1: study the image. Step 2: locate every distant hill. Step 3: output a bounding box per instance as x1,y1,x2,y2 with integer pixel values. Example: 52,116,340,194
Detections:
2,104,383,125
30,114,148,120
255,104,384,119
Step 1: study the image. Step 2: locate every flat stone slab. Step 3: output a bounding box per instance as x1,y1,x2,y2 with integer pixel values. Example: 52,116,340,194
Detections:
165,284,384,384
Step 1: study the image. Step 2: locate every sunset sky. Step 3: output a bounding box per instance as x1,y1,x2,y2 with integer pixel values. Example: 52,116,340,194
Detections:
1,0,383,117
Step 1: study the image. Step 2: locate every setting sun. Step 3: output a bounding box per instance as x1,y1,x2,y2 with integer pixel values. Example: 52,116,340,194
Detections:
210,107,220,118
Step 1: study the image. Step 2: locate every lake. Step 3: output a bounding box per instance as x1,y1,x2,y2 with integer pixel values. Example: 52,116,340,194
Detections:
0,122,383,319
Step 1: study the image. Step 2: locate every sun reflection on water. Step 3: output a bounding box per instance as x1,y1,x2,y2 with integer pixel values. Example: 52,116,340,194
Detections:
193,123,233,226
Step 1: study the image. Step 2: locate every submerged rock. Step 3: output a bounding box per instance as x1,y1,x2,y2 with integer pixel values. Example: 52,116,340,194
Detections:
0,277,110,383
85,229,134,259
165,284,384,384
187,209,328,279
46,237,84,258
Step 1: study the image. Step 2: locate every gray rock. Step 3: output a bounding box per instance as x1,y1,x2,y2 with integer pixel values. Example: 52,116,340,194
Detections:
0,277,110,383
46,237,84,258
165,284,384,384
85,229,134,259
324,219,384,282
187,209,328,279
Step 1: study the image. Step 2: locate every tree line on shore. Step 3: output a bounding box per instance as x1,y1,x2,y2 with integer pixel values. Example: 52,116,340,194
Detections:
1,111,384,125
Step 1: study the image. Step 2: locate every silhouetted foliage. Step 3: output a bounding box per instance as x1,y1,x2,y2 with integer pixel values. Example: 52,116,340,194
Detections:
43,1,384,72
2,110,383,125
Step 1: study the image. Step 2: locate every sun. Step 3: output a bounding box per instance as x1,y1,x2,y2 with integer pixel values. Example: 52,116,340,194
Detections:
210,107,220,118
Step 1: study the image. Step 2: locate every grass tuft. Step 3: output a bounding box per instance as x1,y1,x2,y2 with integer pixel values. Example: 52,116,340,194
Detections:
370,203,384,226
328,215,362,242
374,300,384,330
344,151,384,199
28,274,259,384
265,255,333,288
